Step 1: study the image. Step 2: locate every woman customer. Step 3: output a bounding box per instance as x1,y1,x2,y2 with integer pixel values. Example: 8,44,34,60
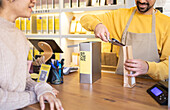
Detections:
0,0,63,110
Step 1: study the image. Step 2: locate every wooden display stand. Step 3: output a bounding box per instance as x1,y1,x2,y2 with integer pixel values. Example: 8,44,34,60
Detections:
123,46,136,88
38,41,53,63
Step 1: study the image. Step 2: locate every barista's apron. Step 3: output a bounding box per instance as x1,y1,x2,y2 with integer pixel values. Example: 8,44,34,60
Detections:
115,9,160,76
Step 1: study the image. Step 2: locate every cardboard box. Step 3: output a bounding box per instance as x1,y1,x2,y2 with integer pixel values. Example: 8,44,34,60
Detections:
37,15,42,34
26,18,31,34
21,18,26,33
79,42,101,83
42,15,48,34
54,15,59,34
48,15,54,34
31,16,37,34
15,18,20,30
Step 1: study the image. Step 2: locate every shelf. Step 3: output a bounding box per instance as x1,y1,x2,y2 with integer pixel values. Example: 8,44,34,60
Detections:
26,34,60,39
101,65,117,72
32,9,60,14
61,34,95,38
26,34,95,39
31,5,126,14
61,5,126,12
101,65,117,68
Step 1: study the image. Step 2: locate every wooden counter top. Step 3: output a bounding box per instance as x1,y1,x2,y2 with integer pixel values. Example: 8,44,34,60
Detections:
23,72,167,110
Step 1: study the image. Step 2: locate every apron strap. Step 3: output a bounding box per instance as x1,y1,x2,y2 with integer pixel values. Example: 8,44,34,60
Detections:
121,9,136,44
152,10,156,33
122,8,156,44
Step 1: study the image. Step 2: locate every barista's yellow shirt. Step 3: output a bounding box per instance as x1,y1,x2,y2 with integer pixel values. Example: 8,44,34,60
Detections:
80,7,170,80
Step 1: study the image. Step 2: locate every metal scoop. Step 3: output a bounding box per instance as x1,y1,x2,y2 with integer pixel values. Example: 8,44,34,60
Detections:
108,38,125,46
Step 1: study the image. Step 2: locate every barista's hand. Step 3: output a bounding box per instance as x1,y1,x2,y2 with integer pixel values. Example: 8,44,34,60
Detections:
39,92,63,110
94,23,110,42
124,59,149,77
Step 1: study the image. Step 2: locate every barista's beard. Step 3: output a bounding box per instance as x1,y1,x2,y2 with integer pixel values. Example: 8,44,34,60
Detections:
137,1,154,13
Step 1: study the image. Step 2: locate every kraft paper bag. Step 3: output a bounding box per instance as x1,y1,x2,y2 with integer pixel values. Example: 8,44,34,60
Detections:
123,46,136,88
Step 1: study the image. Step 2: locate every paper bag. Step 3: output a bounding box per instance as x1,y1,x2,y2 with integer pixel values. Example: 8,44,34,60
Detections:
123,46,136,88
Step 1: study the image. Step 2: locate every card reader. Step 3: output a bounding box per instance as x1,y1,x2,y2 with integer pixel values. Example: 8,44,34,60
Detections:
147,81,168,105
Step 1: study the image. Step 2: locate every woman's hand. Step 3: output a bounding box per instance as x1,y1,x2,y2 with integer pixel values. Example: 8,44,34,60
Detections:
94,23,110,42
124,59,149,77
39,92,63,110
52,88,59,96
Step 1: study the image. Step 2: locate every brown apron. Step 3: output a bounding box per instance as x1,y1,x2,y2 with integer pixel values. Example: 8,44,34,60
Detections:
115,9,160,75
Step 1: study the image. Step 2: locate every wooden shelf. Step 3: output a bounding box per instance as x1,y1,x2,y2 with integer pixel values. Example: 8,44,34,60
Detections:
101,65,117,71
101,65,117,68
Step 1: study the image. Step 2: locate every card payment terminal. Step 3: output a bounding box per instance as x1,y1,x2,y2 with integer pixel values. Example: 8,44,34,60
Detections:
147,81,168,105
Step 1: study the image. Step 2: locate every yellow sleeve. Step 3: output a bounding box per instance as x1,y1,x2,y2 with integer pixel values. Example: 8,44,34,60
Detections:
147,23,170,80
80,14,102,31
80,8,133,41
80,10,119,54
80,11,117,38
80,8,134,53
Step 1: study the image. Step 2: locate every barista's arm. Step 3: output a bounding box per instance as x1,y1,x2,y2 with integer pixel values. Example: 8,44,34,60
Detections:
146,34,170,80
80,9,123,42
80,12,113,41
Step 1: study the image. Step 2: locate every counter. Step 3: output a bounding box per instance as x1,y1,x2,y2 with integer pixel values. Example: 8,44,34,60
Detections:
23,72,167,110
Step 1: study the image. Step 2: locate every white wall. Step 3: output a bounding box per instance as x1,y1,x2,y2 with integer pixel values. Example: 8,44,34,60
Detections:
163,0,170,16
125,0,135,8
